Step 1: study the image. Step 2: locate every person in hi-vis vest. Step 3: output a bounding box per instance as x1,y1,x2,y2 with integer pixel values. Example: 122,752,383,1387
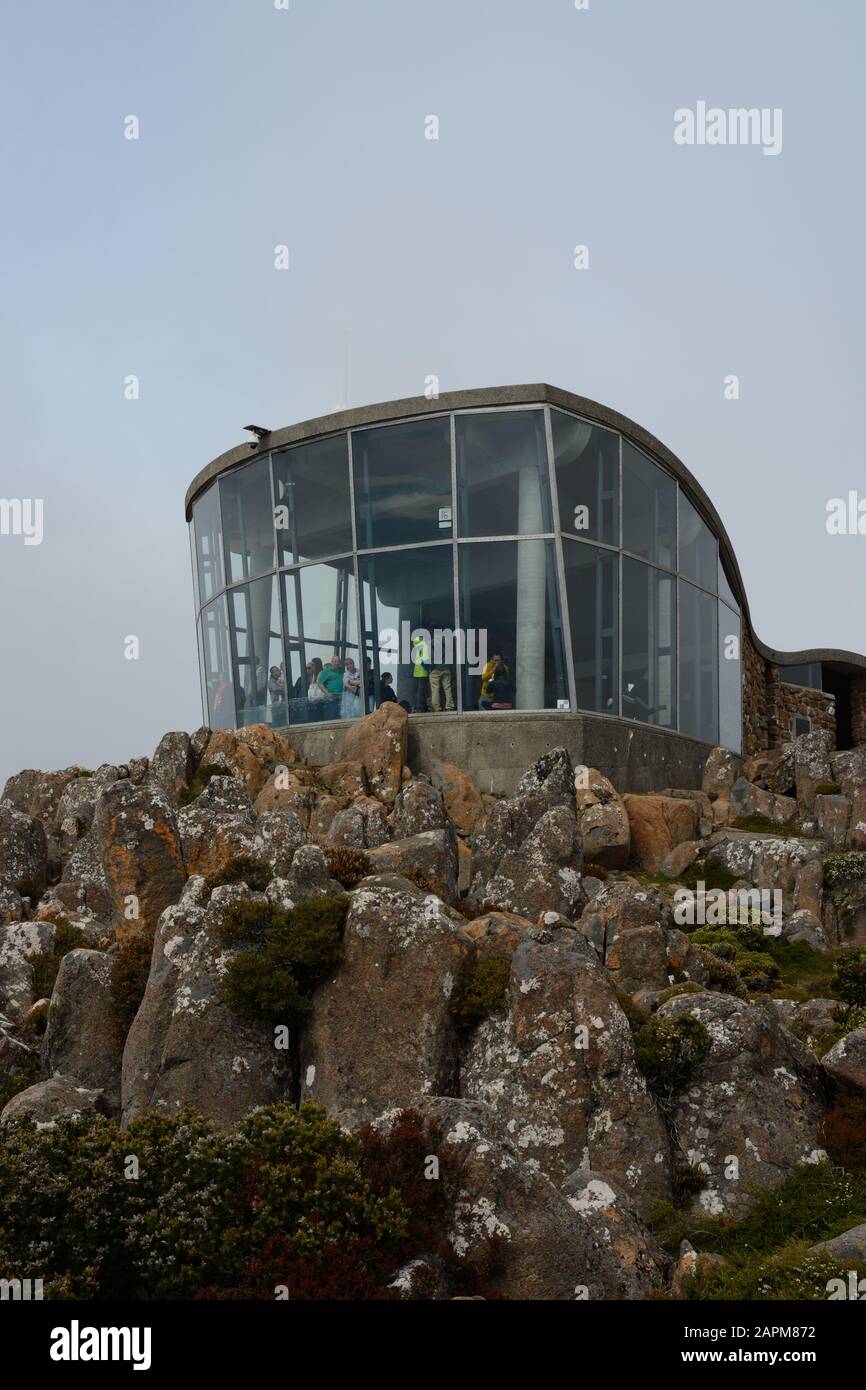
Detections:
411,633,430,712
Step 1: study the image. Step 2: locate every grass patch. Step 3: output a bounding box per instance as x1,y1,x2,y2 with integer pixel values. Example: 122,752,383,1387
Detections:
449,950,511,1034
731,815,813,839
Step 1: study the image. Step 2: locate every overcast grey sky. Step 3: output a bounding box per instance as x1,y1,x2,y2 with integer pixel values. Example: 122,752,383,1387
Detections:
1,0,863,788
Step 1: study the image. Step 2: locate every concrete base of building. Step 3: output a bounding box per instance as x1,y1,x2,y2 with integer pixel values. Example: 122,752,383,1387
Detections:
273,709,716,797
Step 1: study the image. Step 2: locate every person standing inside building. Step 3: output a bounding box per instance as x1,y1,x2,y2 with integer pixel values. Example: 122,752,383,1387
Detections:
429,660,455,712
341,657,362,718
317,654,344,712
378,671,397,704
411,632,430,713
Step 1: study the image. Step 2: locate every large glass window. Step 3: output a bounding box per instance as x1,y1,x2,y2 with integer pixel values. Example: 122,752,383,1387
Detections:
779,662,822,690
679,492,717,591
192,483,224,604
562,539,618,714
552,410,619,545
353,417,452,549
229,575,285,728
718,556,739,611
679,580,719,743
719,602,742,754
273,435,352,564
281,559,359,724
220,457,275,583
199,595,235,730
622,442,676,569
622,558,676,728
459,540,568,711
360,546,455,713
457,411,551,538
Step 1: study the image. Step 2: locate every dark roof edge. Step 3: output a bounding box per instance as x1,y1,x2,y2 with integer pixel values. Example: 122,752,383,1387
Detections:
184,383,866,678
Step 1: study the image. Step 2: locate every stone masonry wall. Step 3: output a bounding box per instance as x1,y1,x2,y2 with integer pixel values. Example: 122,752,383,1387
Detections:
742,631,768,757
851,676,866,747
766,668,836,750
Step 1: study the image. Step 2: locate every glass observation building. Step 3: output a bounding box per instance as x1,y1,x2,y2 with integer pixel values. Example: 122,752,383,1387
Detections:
186,386,747,752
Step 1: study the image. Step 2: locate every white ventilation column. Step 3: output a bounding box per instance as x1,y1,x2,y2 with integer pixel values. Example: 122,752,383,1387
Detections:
515,466,546,709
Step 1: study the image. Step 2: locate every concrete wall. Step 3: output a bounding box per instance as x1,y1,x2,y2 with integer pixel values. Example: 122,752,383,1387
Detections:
275,710,715,796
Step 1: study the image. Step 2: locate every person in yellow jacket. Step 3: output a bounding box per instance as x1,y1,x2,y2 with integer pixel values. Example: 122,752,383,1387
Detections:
411,633,430,712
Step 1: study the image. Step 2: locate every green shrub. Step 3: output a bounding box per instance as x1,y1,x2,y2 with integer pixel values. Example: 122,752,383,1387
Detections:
324,846,370,888
0,1102,408,1300
734,951,781,994
179,763,228,807
824,852,866,889
109,932,154,1041
693,948,748,1000
692,924,767,954
449,950,511,1033
689,1244,866,1301
672,1161,707,1205
831,948,866,1011
675,860,738,894
0,1054,41,1113
221,895,347,1027
615,989,649,1036
213,899,274,948
651,1159,866,1261
656,981,705,1006
206,857,271,892
634,1013,711,1102
731,815,811,839
28,920,86,1000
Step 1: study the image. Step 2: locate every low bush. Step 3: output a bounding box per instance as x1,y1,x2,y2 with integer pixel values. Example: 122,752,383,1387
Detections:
178,764,228,806
449,949,511,1033
221,895,347,1028
734,951,781,994
206,858,271,892
28,920,86,1001
824,852,866,890
634,1014,711,1103
831,948,866,1012
731,815,812,839
109,931,154,1041
324,846,370,888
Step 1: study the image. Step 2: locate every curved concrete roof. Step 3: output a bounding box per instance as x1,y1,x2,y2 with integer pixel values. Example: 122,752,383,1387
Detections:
185,383,866,677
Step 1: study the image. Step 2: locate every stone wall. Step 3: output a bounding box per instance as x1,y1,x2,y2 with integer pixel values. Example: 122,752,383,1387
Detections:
742,631,768,757
766,669,836,750
852,676,866,747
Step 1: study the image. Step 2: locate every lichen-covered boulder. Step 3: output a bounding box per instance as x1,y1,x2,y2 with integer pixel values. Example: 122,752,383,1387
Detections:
0,921,56,1022
176,776,256,880
41,949,122,1110
575,768,630,869
822,1030,866,1097
316,760,368,804
793,730,834,810
729,778,798,827
702,747,742,799
93,781,186,938
392,781,448,838
121,880,290,1128
376,1098,660,1300
0,803,47,902
300,877,472,1127
339,703,408,805
622,795,699,872
657,991,827,1218
367,828,459,901
460,925,670,1212
0,1073,109,1127
435,762,484,836
561,1170,667,1299
149,731,196,805
324,798,391,850
249,810,306,878
707,831,825,915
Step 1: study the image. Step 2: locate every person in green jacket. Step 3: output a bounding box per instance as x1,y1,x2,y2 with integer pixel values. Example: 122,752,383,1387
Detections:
317,655,344,711
411,634,430,712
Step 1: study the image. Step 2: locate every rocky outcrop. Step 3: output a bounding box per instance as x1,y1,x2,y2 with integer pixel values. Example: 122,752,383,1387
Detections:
460,923,670,1212
657,991,827,1218
94,782,186,938
300,878,472,1127
339,703,407,804
0,803,47,903
622,794,699,872
121,880,290,1128
41,949,122,1110
822,1030,866,1097
575,768,630,869
1,1074,110,1127
367,828,459,901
